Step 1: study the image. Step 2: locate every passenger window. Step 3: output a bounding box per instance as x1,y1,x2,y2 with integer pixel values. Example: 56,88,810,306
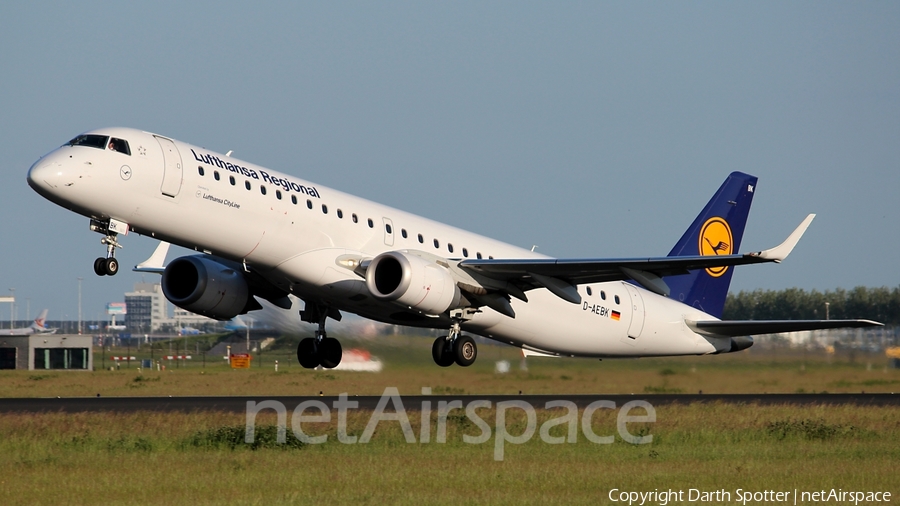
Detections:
337,209,343,218
462,248,468,257
108,137,131,155
322,204,328,214
260,186,267,195
418,234,424,244
615,295,620,304
433,239,439,249
476,253,482,259
601,291,606,300
586,287,593,296
489,256,494,259
386,224,392,234
198,167,205,176
276,190,282,200
367,219,374,228
245,181,251,190
229,176,235,185
291,195,297,205
307,200,313,209
352,213,358,223
448,243,454,253
401,229,408,239
214,171,220,181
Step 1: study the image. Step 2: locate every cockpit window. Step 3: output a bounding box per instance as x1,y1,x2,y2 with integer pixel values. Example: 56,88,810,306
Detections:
108,137,131,155
66,134,109,150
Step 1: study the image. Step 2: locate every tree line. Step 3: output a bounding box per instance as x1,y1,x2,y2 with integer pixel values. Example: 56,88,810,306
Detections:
722,286,900,325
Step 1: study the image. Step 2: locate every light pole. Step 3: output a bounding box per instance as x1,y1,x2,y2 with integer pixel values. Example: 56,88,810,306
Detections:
825,301,830,321
8,288,14,328
77,277,83,335
26,297,30,322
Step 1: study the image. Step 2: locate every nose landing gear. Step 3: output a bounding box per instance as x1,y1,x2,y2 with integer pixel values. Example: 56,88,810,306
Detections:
93,256,118,276
90,219,125,276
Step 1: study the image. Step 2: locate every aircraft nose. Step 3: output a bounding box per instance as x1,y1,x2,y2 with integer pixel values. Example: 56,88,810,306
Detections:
26,158,60,193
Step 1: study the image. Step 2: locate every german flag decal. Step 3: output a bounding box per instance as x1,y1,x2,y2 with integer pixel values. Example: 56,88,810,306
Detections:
611,310,621,321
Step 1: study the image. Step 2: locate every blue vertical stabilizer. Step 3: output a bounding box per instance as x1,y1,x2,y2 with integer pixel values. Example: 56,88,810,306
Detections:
664,172,758,318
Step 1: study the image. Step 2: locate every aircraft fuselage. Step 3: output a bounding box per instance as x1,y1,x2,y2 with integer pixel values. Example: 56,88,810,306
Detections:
28,127,725,358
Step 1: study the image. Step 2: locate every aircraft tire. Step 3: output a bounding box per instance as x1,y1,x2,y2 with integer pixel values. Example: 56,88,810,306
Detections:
454,335,477,367
104,257,119,276
432,337,454,367
94,257,107,276
297,338,319,369
319,338,342,369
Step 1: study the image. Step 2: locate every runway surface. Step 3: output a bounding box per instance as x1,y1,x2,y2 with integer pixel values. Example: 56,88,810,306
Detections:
0,393,897,413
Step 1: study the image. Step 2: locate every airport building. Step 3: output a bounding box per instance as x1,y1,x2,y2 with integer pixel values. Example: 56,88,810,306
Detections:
0,334,93,371
123,283,212,332
124,283,167,331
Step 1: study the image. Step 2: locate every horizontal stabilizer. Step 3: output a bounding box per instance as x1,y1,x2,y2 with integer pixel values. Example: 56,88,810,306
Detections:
687,319,883,337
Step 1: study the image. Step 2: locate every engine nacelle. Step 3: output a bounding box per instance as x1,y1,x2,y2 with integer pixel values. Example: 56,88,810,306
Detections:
365,251,461,315
161,255,250,320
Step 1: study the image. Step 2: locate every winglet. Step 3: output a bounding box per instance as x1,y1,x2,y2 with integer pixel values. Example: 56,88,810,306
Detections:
750,214,815,262
134,241,170,273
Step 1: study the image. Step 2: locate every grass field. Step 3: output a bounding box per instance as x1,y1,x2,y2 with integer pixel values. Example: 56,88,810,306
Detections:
2,334,899,397
3,335,898,504
2,404,897,505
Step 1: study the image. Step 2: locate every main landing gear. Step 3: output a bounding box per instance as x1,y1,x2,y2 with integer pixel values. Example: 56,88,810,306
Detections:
432,309,478,367
296,303,343,369
90,219,123,276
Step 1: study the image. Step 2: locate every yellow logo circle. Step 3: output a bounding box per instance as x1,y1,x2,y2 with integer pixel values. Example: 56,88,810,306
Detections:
698,217,733,277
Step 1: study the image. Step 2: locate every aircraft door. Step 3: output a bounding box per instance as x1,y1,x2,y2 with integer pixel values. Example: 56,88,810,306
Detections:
155,136,183,197
383,218,394,246
623,283,645,339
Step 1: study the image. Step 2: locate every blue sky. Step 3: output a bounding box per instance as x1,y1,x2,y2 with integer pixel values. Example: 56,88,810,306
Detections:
1,2,898,323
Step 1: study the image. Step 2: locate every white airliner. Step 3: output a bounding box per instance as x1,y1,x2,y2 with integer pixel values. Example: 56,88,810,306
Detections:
1,309,56,336
27,128,879,368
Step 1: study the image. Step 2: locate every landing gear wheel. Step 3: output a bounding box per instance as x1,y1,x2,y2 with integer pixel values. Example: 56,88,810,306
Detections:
104,257,119,276
297,338,319,369
319,338,343,369
432,337,455,367
94,257,107,276
453,335,477,367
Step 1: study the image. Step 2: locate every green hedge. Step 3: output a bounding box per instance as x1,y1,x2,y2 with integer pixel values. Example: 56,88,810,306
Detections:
723,286,900,324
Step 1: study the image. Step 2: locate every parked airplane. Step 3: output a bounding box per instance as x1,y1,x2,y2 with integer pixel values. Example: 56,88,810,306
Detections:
27,128,880,368
224,315,249,332
1,309,56,336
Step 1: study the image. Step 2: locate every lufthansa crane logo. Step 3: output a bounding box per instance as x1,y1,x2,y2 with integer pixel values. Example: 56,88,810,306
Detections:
698,217,732,277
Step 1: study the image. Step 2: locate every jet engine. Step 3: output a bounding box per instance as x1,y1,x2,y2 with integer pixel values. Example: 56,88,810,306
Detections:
365,251,461,315
161,255,250,320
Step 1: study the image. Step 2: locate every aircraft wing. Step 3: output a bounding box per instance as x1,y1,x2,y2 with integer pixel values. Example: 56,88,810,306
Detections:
687,319,883,337
459,215,815,299
133,241,170,274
